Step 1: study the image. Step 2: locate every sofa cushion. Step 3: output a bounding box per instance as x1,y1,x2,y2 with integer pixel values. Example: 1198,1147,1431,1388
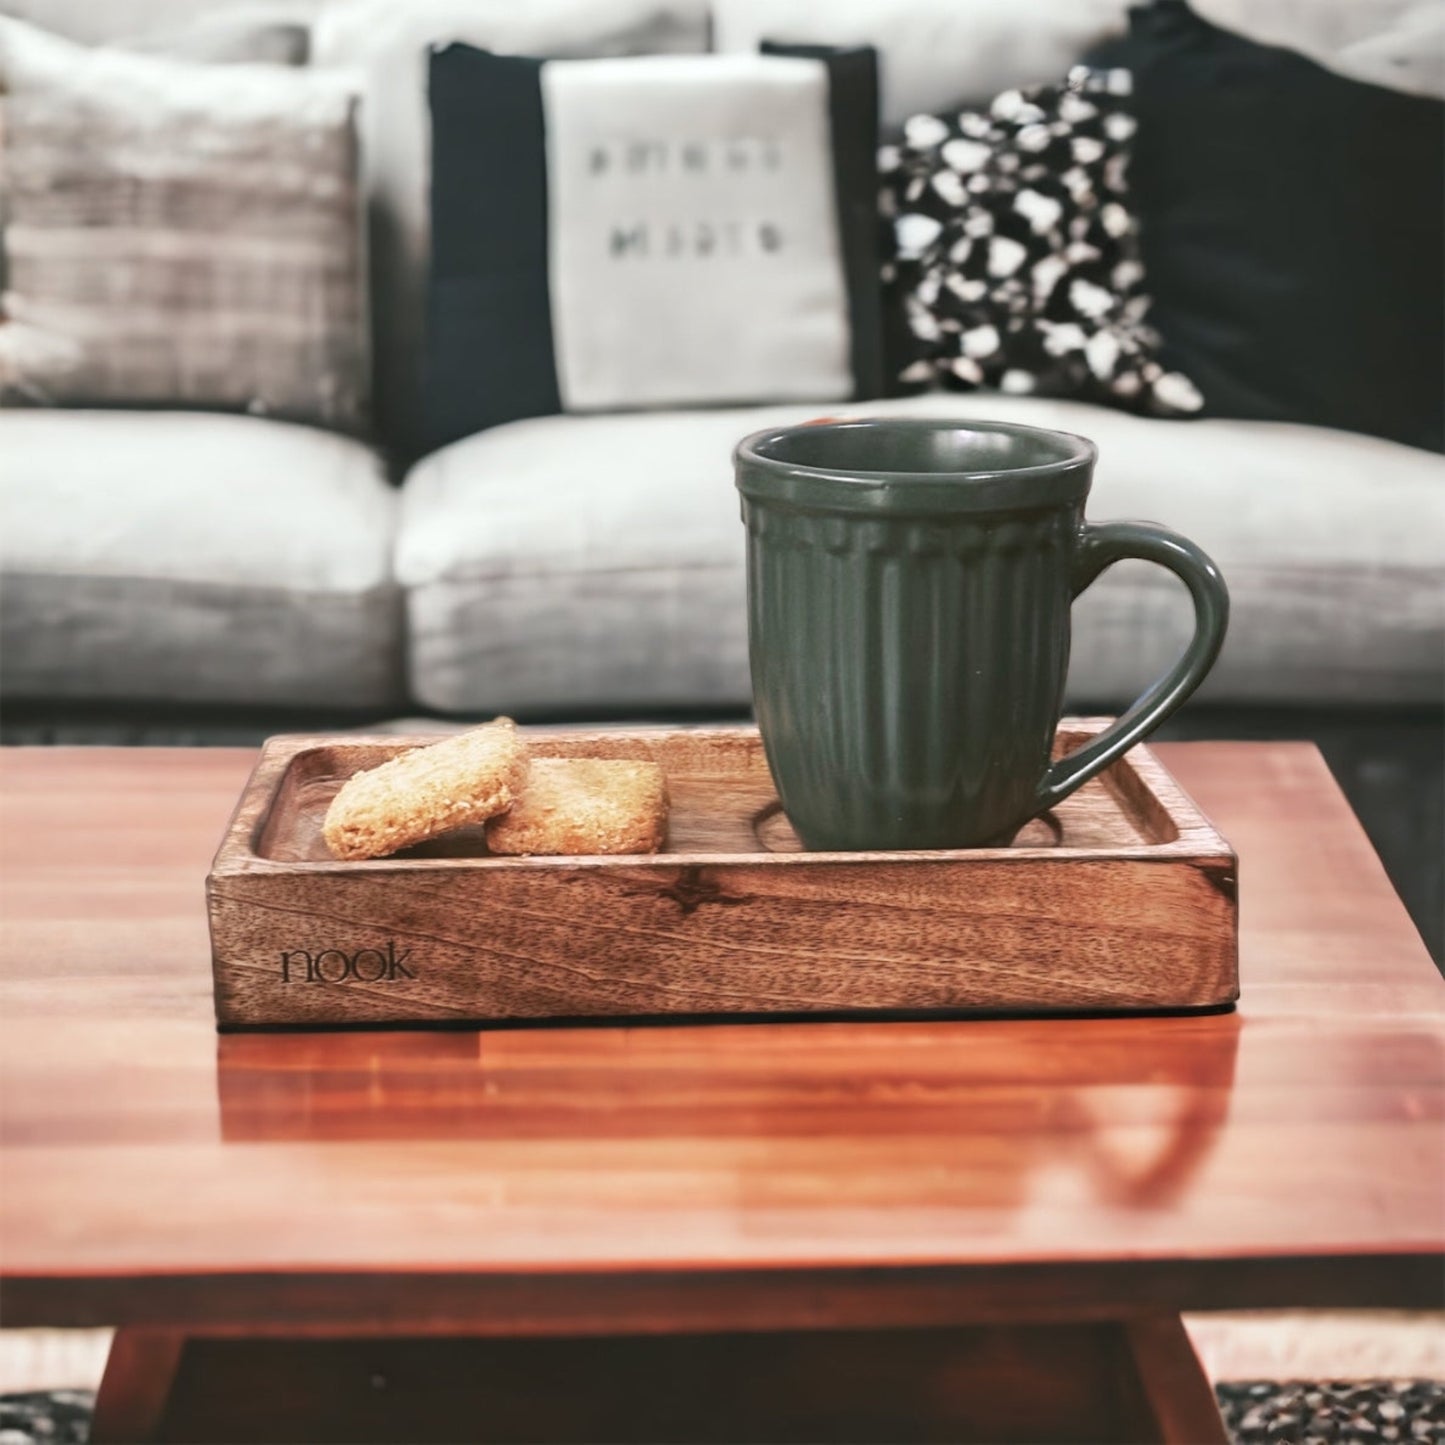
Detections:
308,0,710,462
397,395,1445,714
713,0,1440,132
0,411,402,707
879,65,1202,417
0,19,369,432
0,1,324,51
425,46,881,451
1092,2,1443,453
713,0,1130,129
1186,0,1444,101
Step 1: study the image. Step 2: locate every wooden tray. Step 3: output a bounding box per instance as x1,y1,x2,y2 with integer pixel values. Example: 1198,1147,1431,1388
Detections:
207,722,1237,1029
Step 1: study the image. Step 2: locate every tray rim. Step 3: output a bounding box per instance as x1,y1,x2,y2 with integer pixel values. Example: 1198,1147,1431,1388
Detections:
209,719,1235,880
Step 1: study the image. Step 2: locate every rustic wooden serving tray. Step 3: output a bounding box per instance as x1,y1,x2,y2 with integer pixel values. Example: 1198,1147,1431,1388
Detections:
207,722,1237,1029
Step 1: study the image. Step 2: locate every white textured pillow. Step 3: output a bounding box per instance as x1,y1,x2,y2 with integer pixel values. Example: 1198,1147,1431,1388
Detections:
543,56,852,413
310,0,710,457
0,18,368,429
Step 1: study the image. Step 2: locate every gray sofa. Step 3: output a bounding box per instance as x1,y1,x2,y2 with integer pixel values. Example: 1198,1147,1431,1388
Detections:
1,0,1441,951
6,392,1440,718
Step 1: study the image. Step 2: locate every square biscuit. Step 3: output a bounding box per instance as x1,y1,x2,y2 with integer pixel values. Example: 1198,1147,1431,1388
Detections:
485,757,668,856
323,718,528,860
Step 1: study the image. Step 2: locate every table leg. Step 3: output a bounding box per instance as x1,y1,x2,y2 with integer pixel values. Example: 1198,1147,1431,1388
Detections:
89,1314,1225,1444
89,1330,184,1444
1120,1316,1231,1444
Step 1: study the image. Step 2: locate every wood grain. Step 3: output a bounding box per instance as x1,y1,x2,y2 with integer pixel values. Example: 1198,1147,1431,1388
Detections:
1,742,1441,1335
208,723,1238,1026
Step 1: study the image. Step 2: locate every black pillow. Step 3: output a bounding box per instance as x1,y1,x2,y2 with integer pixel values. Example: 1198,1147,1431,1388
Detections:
761,40,884,401
1097,2,1443,452
426,51,558,451
425,44,882,455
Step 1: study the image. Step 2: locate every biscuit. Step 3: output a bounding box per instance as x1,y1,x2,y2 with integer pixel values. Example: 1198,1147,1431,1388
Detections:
485,757,668,856
323,719,528,860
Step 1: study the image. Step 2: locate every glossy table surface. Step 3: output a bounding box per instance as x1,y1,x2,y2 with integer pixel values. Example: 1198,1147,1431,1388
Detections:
1,743,1441,1334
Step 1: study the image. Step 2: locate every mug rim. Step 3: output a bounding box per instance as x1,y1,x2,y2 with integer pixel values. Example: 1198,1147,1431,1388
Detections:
735,416,1097,515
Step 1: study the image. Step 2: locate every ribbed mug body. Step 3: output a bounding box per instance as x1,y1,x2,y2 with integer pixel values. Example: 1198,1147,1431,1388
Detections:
742,498,1079,850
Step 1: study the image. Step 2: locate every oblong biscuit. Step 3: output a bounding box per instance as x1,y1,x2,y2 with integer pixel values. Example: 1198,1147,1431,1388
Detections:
485,757,668,856
323,718,528,860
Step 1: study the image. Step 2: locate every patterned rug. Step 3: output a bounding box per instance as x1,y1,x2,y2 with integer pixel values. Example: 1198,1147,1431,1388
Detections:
0,1389,93,1444
1215,1382,1445,1444
2,1380,1441,1443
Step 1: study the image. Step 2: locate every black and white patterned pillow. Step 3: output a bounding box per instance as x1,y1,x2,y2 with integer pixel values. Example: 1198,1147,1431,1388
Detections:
880,66,1202,416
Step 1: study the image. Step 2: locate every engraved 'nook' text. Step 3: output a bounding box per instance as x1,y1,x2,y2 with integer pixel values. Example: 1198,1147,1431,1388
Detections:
279,941,417,984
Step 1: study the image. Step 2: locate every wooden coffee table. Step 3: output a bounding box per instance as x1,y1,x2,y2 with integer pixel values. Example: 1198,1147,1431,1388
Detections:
1,743,1440,1444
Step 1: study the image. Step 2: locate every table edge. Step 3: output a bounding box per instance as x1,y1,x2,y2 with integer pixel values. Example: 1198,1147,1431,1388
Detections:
3,1254,1439,1335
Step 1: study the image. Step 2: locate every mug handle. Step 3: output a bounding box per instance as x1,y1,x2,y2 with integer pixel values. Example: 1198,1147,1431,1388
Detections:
1037,521,1230,812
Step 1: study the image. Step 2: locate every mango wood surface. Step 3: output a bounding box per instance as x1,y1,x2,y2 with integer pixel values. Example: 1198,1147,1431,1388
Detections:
1,743,1442,1337
208,723,1237,1026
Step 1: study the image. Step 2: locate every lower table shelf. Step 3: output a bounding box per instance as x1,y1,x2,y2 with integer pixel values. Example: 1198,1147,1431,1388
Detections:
92,1315,1226,1445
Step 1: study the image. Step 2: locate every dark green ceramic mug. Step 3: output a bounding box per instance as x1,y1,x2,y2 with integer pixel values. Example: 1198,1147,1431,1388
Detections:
735,417,1229,851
